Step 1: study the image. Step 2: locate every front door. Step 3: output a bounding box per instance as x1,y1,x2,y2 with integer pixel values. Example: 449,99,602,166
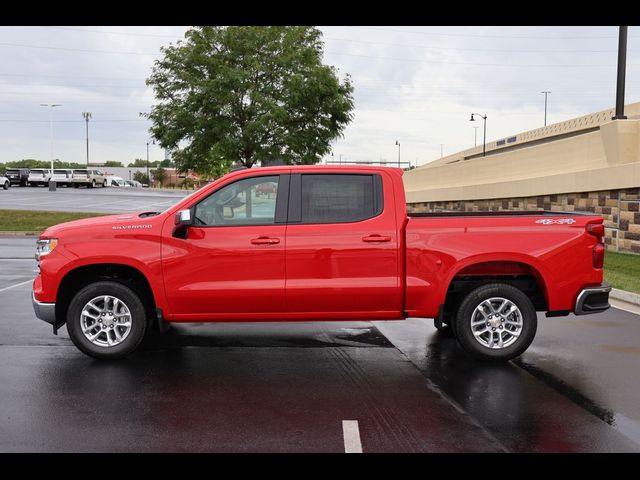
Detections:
161,174,288,319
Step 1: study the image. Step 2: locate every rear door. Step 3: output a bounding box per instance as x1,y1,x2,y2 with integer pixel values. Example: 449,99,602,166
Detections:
285,172,402,318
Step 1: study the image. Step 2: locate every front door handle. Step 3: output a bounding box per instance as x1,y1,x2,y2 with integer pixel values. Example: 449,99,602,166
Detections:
251,236,280,245
362,234,392,243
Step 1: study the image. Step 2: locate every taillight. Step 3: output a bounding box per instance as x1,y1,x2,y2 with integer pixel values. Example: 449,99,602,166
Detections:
587,223,605,268
593,244,605,268
587,224,604,238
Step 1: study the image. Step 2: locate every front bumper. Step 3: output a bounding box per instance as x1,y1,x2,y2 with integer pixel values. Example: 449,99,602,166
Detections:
574,284,611,315
32,293,56,325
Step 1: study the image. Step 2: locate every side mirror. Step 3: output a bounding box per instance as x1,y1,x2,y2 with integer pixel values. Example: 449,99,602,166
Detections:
175,209,193,227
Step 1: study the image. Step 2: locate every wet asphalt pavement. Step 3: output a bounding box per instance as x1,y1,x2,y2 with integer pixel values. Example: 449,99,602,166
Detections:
1,239,640,452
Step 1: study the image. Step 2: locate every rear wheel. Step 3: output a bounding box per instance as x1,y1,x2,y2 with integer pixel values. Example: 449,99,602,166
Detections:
2,180,8,190
103,180,107,187
454,283,537,361
66,281,148,360
91,179,96,188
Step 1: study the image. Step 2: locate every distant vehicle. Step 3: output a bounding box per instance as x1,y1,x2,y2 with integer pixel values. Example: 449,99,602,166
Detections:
106,176,129,187
1,174,9,190
28,169,52,187
5,168,30,186
50,169,73,187
71,169,109,188
124,180,143,188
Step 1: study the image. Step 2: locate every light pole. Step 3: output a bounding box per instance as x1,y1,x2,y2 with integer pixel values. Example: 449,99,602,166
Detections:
469,113,487,157
395,140,400,168
146,139,155,184
82,112,92,166
541,91,551,126
440,144,443,158
40,103,62,185
472,126,479,146
613,26,628,120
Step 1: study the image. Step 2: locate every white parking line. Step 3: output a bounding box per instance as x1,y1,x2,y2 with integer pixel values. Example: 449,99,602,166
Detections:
342,420,363,453
0,279,32,293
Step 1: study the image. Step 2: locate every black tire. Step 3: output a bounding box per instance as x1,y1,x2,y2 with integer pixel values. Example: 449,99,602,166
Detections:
66,281,148,360
454,283,537,361
91,179,96,188
2,181,8,190
103,180,108,187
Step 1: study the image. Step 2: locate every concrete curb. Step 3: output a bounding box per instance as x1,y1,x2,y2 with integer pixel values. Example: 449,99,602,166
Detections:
610,288,640,306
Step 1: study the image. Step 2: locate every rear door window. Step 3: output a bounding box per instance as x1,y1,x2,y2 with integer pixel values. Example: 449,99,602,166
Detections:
297,174,382,224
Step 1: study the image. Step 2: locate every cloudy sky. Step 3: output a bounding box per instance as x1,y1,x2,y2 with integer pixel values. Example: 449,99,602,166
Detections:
0,25,638,167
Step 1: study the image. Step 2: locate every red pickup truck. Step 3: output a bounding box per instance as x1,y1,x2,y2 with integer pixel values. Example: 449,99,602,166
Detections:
32,166,610,361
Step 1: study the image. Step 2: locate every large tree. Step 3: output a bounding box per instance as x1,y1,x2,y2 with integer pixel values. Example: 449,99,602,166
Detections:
145,26,354,176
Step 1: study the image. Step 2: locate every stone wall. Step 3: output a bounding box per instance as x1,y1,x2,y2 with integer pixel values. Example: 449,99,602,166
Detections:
407,187,640,254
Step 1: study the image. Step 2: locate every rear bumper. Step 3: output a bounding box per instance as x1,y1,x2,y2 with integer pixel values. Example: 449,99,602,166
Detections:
574,284,611,315
32,293,56,325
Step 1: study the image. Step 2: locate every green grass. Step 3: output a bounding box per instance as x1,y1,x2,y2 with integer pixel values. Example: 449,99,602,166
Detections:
605,250,640,294
0,209,107,232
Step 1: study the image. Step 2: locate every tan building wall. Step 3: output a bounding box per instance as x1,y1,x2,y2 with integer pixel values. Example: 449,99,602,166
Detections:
404,103,640,254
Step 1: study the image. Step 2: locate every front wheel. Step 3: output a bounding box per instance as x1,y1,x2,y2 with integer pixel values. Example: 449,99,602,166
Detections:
2,181,8,190
454,283,537,361
103,180,107,187
66,281,148,359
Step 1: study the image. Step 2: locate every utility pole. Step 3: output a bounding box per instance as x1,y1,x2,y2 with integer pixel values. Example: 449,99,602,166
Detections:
440,144,443,158
82,112,92,166
395,140,400,168
541,91,551,126
146,139,155,184
40,103,62,185
613,26,628,120
473,126,479,146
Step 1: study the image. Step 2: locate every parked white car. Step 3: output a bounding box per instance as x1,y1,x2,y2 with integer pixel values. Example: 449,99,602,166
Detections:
50,169,73,187
106,176,129,187
27,169,51,187
1,174,9,190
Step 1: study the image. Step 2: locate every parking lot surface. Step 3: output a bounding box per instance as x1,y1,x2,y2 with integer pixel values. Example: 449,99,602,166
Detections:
1,238,639,452
0,186,189,213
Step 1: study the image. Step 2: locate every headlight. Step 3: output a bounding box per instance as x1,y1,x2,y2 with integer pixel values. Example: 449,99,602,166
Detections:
35,238,58,262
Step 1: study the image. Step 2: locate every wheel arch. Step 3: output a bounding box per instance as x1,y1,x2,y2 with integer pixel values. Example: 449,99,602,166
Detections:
56,263,157,329
441,257,550,320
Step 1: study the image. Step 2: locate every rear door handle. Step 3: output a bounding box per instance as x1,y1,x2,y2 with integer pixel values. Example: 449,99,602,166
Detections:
362,234,392,243
251,236,280,245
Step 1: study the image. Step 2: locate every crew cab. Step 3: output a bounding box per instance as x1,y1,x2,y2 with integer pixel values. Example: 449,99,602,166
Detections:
32,166,610,361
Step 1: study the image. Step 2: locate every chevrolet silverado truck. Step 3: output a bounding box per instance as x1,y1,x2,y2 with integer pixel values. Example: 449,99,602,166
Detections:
32,166,610,361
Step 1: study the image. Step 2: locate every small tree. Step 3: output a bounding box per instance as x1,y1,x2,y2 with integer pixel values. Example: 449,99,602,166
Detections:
152,166,168,187
133,171,150,185
104,161,124,167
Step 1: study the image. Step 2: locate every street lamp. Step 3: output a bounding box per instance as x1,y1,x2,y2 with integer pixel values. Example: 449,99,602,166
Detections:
395,140,400,168
469,113,487,157
540,91,551,126
82,112,92,166
40,104,62,185
146,139,155,184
